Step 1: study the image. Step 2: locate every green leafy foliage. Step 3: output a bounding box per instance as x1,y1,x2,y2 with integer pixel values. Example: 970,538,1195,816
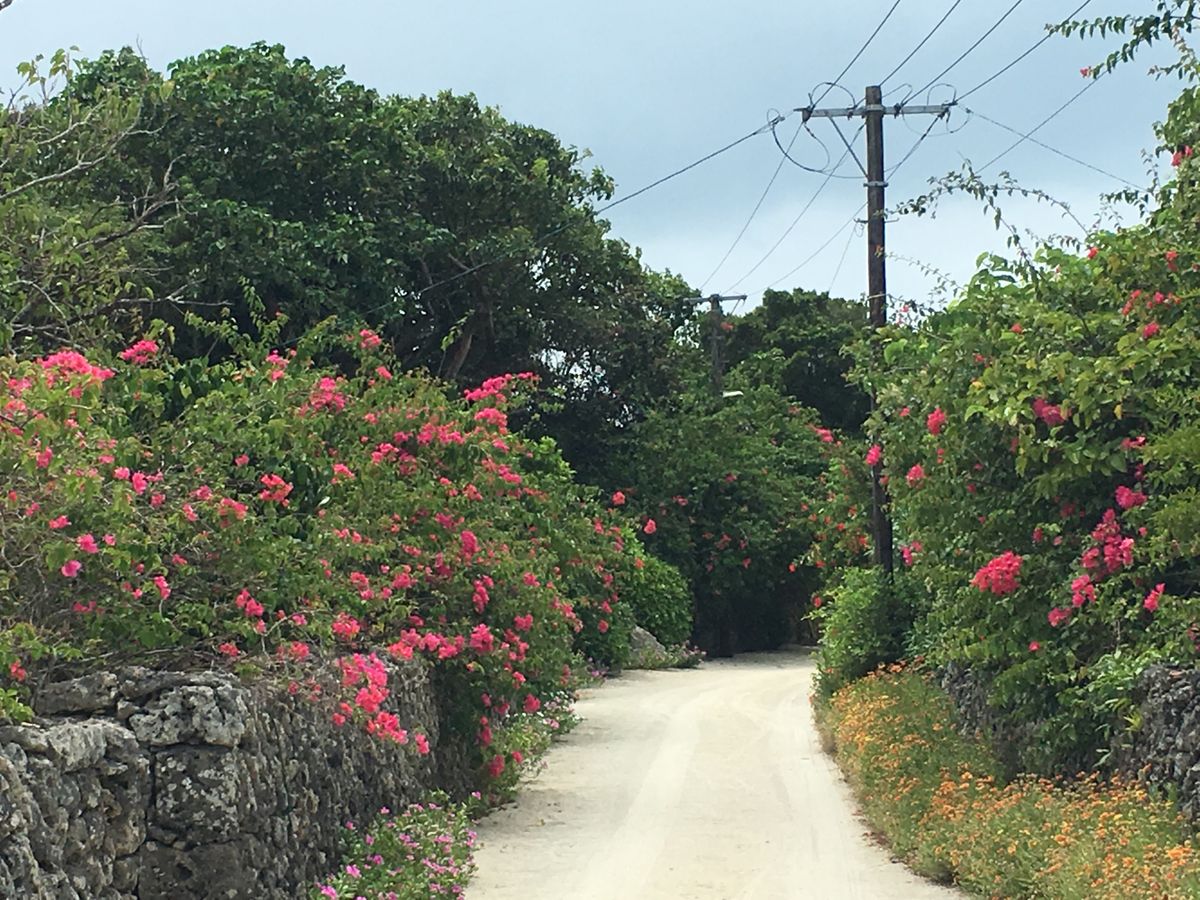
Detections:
311,792,476,899
620,549,693,646
812,567,914,698
0,50,175,352
725,288,870,433
30,44,693,486
624,371,824,655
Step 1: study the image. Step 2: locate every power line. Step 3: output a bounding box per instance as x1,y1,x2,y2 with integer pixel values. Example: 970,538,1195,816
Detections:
271,115,790,351
888,108,951,178
827,216,859,292
407,115,788,303
978,75,1101,172
813,0,905,107
879,0,967,87
958,0,1096,102
706,0,910,296
965,104,1139,187
758,204,866,295
722,135,863,292
911,0,1025,99
698,118,802,291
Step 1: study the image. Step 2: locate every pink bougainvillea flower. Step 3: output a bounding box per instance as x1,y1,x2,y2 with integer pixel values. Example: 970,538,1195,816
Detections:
331,612,361,641
48,515,70,530
258,473,293,505
1032,398,1066,427
357,328,382,350
1115,485,1147,510
864,444,883,466
1144,583,1165,613
643,518,657,535
76,533,99,555
1071,574,1096,608
1048,607,1071,628
1142,321,1160,339
469,624,495,653
118,338,160,365
926,407,946,436
611,490,626,506
906,464,925,487
460,529,479,557
971,551,1023,596
1029,641,1040,652
60,559,82,578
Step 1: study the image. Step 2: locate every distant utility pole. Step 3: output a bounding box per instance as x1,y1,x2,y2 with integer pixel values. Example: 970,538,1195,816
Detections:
802,85,952,575
684,294,746,396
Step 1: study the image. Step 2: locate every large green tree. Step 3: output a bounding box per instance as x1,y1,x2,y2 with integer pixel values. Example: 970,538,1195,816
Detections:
725,288,870,433
9,43,693,475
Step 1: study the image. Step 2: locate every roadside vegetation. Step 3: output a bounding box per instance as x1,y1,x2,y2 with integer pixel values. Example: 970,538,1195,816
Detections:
825,667,1200,899
808,8,1200,898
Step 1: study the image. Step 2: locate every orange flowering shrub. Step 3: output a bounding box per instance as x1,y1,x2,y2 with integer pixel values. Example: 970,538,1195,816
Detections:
828,668,1200,898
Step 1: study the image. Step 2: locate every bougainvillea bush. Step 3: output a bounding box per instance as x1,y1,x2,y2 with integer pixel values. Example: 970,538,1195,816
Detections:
0,327,642,777
312,793,476,900
848,126,1200,767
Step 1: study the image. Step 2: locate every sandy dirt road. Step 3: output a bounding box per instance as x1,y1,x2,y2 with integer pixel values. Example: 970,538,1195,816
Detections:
470,649,958,899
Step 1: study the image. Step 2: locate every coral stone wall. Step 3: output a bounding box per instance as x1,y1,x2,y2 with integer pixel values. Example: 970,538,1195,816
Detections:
941,662,1200,821
1115,665,1200,822
0,661,451,899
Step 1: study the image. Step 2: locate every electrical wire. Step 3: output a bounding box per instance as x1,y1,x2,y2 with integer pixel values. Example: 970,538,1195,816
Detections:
407,115,788,302
957,0,1096,102
977,75,1101,172
827,215,859,292
879,0,967,87
965,104,1139,187
911,0,1026,99
812,0,905,107
772,118,835,174
888,108,951,178
697,117,802,291
773,120,866,179
722,135,863,292
757,204,867,295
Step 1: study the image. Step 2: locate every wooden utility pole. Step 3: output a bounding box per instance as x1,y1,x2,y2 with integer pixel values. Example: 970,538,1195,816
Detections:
685,294,746,396
802,86,952,575
863,84,894,575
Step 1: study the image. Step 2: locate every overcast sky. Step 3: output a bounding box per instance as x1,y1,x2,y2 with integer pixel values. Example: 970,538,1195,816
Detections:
0,1,1180,312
